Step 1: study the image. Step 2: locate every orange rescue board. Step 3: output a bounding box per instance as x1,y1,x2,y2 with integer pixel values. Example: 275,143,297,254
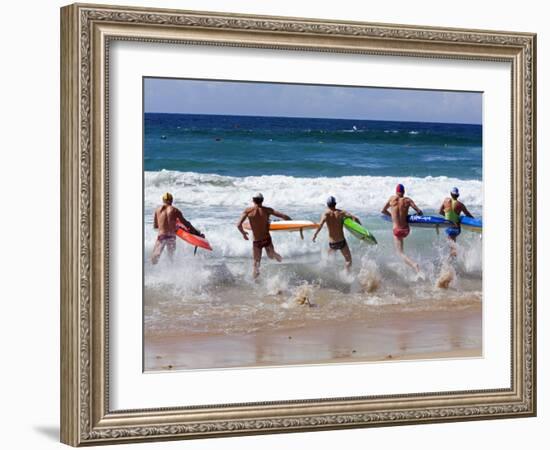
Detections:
243,220,319,232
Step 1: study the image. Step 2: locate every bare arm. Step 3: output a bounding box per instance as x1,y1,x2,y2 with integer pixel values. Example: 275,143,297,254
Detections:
312,214,327,242
153,210,158,229
236,210,250,240
176,210,202,236
409,199,423,215
381,198,392,217
438,202,445,216
271,209,292,221
343,211,361,225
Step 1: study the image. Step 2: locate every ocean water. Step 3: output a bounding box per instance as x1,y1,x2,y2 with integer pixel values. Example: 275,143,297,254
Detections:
144,113,482,338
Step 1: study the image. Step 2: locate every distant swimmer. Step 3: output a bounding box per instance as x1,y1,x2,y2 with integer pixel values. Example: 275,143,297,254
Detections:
439,187,474,257
381,184,423,272
237,193,291,279
312,196,361,272
151,192,203,265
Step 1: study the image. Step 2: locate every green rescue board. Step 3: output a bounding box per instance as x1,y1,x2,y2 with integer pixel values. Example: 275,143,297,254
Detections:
343,218,377,245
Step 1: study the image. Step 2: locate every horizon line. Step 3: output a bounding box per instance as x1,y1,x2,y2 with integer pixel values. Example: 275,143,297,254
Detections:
143,111,481,127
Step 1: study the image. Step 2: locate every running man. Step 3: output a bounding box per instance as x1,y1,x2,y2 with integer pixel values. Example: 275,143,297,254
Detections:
439,187,474,257
311,196,361,272
381,184,423,272
151,192,203,265
237,193,291,279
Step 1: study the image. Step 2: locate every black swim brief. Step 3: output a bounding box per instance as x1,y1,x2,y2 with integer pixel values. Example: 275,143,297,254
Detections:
253,235,273,249
329,239,347,250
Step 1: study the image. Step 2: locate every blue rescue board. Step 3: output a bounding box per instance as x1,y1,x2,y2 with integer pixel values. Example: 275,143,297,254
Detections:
380,214,453,228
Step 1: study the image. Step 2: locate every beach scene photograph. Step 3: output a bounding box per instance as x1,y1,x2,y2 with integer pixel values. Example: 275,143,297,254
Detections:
143,78,483,372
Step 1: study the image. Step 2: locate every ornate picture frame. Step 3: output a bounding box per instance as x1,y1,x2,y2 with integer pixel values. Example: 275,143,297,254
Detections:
60,3,536,446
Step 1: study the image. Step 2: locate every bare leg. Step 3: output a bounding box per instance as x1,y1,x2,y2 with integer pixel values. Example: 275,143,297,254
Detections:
151,239,164,265
340,245,352,272
265,244,282,262
252,245,262,279
394,236,420,272
167,239,176,262
448,236,458,259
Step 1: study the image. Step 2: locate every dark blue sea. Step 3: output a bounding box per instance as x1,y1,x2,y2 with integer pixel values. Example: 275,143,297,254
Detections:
144,113,482,179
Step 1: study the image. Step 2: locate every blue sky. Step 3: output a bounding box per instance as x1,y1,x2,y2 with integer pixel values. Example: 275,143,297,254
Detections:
144,78,482,125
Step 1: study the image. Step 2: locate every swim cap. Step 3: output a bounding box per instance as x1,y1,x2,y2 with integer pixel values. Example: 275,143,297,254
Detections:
326,196,336,206
396,184,405,194
451,187,460,196
252,192,264,201
162,192,173,203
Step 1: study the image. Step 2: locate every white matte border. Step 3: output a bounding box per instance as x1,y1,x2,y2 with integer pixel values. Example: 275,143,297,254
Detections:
109,41,511,410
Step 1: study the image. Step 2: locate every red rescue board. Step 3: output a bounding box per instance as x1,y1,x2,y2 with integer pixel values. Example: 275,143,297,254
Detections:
175,220,212,251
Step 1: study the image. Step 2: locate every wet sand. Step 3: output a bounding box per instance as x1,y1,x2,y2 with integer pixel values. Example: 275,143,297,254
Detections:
145,305,482,371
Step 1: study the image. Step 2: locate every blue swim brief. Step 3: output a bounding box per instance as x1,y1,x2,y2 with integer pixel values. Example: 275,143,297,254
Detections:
445,226,461,238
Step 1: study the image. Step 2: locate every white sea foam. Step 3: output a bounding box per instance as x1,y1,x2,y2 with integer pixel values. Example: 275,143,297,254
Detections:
143,170,483,336
144,170,483,213
143,170,483,272
422,155,469,162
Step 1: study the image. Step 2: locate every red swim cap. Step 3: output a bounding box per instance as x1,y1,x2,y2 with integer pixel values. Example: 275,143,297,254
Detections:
396,184,405,194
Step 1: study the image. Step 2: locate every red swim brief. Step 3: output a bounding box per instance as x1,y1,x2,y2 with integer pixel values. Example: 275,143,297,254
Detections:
393,227,410,239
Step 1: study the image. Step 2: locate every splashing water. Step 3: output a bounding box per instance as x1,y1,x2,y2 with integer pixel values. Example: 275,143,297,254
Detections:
358,257,382,293
291,282,316,307
436,262,457,289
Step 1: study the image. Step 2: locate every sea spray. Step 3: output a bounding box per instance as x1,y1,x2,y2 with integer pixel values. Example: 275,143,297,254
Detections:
279,282,316,309
291,282,316,307
436,263,457,289
263,272,289,296
460,236,483,273
358,257,382,293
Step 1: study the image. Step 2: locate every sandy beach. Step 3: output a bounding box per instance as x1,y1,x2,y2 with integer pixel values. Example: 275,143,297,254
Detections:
145,304,481,371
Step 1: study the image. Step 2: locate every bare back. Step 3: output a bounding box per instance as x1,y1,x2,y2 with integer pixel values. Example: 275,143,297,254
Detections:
154,205,183,236
245,205,274,241
323,209,347,243
388,195,412,229
442,197,465,214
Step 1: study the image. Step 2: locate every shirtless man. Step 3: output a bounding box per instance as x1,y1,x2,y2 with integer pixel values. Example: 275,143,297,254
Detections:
439,187,474,257
151,192,203,264
311,196,361,271
381,184,423,272
236,193,291,279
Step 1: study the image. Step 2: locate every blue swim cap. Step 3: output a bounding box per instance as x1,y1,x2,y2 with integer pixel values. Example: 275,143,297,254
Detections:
451,187,459,196
326,196,336,206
